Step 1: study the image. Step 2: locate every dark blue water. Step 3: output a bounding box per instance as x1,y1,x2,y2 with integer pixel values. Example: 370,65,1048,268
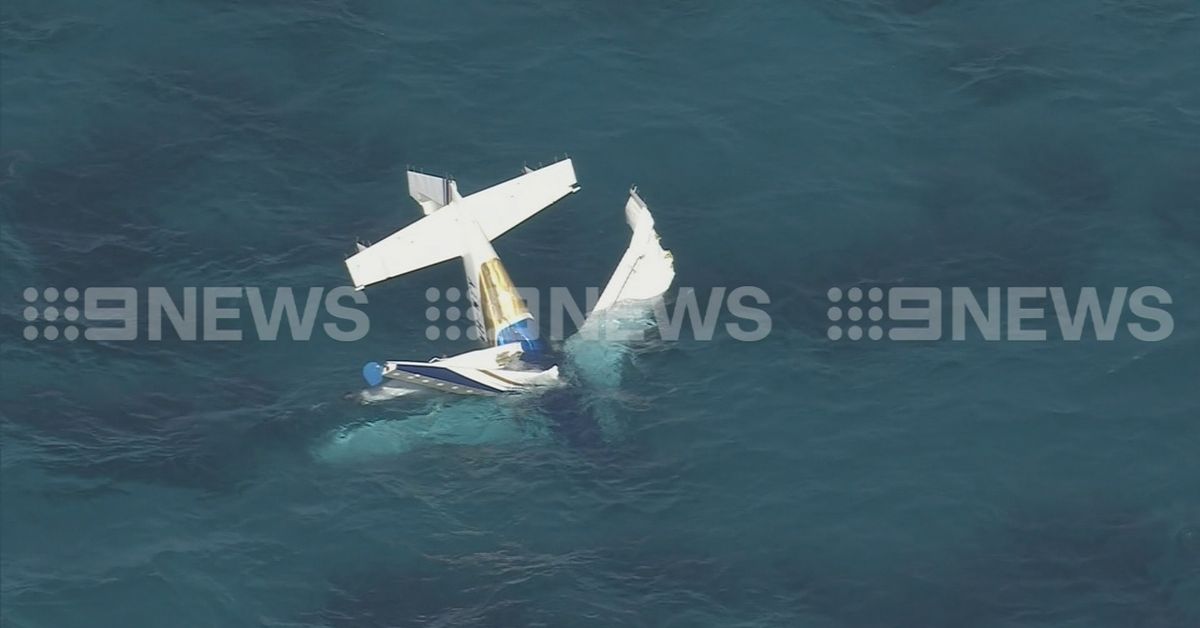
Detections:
3,1,1199,626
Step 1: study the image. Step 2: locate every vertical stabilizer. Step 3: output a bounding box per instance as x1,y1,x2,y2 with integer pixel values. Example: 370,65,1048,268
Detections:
407,170,459,215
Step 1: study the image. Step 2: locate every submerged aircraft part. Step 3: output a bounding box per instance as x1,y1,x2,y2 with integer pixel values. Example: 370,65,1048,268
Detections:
344,158,674,397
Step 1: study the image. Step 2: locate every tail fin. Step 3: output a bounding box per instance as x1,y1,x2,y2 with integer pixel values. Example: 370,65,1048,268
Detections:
406,170,459,215
346,159,579,290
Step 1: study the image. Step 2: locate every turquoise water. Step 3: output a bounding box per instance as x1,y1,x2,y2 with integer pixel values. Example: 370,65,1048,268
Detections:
2,1,1199,626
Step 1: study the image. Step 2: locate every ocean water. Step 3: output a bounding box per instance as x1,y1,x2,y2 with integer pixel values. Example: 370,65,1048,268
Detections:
2,0,1199,626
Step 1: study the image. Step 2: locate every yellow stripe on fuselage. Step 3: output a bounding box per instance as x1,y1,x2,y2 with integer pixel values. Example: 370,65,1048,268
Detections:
478,257,531,344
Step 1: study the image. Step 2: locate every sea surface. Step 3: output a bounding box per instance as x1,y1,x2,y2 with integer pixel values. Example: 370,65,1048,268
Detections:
2,1,1199,626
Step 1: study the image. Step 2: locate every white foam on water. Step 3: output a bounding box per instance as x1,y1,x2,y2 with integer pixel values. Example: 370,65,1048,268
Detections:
315,398,553,463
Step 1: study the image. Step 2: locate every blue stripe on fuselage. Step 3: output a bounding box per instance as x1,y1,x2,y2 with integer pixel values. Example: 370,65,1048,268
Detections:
393,364,505,394
496,318,543,352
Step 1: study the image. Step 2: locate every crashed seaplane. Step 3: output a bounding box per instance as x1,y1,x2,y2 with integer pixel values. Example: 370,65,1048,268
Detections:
346,158,674,396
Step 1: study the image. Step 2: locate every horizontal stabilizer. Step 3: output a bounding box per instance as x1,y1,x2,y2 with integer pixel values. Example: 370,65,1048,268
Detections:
346,159,579,290
456,158,579,240
345,208,462,289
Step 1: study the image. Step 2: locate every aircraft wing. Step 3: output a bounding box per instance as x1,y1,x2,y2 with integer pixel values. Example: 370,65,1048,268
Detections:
592,188,675,312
